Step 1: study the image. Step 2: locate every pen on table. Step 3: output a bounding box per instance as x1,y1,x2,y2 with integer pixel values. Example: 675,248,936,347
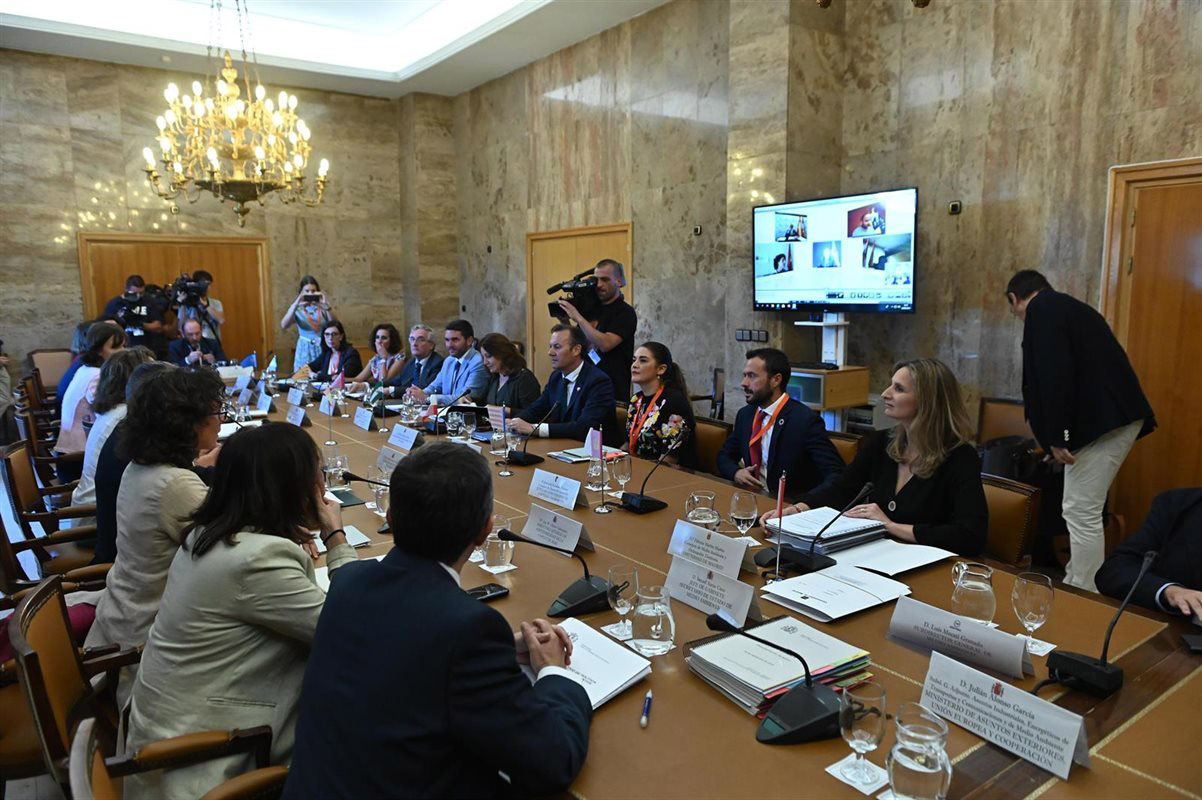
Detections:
639,689,653,728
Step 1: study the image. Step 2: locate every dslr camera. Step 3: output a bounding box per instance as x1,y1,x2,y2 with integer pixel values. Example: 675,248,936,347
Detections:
546,268,601,321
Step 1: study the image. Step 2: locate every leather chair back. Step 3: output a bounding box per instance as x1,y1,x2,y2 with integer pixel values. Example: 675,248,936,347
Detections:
694,417,733,477
28,351,73,393
3,441,57,537
978,397,1033,444
615,403,628,432
828,431,863,465
982,474,1041,565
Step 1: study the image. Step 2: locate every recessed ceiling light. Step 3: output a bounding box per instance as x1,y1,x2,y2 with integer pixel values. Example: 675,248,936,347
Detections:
160,55,172,63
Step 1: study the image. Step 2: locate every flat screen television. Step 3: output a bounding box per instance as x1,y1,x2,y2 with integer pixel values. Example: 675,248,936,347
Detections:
752,187,917,313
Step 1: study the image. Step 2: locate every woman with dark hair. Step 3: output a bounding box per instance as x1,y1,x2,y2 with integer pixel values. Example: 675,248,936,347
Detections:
55,322,127,480
307,319,363,383
84,365,227,705
68,347,156,526
280,274,337,373
125,423,354,798
466,333,541,414
625,341,698,468
347,323,404,391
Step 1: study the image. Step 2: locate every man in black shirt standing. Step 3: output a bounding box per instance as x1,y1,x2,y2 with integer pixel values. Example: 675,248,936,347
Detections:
103,274,168,360
556,258,637,400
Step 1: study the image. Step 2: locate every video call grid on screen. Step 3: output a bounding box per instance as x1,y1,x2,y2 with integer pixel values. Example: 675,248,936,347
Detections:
752,187,917,313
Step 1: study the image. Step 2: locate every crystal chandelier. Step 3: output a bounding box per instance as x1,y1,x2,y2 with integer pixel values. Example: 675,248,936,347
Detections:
141,1,329,226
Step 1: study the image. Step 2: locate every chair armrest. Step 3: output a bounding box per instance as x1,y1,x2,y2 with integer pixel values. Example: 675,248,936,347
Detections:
25,505,97,523
109,726,275,776
14,526,97,549
0,658,16,687
39,481,78,497
33,450,83,466
81,646,142,679
199,766,289,800
61,563,111,582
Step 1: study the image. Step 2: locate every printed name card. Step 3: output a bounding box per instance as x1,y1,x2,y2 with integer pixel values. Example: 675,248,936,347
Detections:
285,404,310,427
353,406,378,432
256,391,276,413
665,557,761,628
375,445,405,475
287,387,305,407
387,425,419,451
528,468,586,511
318,395,338,417
237,387,253,407
667,519,749,580
521,504,595,554
921,652,1088,779
256,379,267,395
234,374,252,391
457,441,481,454
888,596,1031,679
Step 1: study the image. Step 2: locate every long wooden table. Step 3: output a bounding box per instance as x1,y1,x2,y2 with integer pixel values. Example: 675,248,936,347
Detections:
290,408,1200,800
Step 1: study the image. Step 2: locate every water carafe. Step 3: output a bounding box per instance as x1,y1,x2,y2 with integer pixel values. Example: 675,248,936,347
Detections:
886,702,953,800
950,561,996,624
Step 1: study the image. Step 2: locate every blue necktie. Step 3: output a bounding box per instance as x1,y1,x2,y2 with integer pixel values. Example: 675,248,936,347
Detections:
450,359,461,392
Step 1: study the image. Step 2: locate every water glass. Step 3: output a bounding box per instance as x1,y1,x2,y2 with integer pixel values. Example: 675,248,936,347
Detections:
462,412,477,440
336,388,350,418
481,513,509,563
505,428,524,455
373,484,389,519
950,561,996,624
364,466,381,510
490,430,508,456
1011,572,1053,651
685,490,720,530
887,703,953,800
730,491,758,535
446,411,463,440
607,565,639,637
483,532,514,569
587,458,612,514
630,585,675,657
840,681,888,786
323,452,348,489
610,452,632,495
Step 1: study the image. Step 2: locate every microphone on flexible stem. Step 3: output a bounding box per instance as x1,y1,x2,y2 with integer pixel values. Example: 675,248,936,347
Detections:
754,482,874,572
620,440,681,514
497,529,609,617
706,613,840,744
506,403,559,467
1046,550,1157,697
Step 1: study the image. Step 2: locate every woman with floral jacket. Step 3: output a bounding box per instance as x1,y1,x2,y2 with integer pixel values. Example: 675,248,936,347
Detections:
625,341,698,469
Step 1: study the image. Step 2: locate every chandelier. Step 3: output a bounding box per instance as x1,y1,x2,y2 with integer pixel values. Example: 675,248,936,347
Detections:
141,1,329,226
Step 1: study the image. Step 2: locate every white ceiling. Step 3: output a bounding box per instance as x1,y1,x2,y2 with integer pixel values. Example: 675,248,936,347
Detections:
0,0,669,97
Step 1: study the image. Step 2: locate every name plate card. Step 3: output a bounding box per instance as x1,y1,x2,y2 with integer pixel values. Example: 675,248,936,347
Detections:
234,374,252,391
285,404,310,427
376,445,405,476
256,379,267,395
237,387,253,407
458,441,482,454
387,425,419,451
521,504,595,553
888,596,1031,679
667,520,749,580
353,406,378,432
287,387,305,407
256,391,276,413
528,468,586,511
318,395,339,417
665,557,761,628
921,652,1088,780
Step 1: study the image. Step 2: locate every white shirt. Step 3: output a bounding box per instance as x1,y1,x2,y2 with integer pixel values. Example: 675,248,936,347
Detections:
538,360,585,438
69,404,127,521
60,364,100,431
756,392,788,480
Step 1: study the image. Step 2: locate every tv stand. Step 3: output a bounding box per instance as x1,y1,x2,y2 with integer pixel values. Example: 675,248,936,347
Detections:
792,313,867,431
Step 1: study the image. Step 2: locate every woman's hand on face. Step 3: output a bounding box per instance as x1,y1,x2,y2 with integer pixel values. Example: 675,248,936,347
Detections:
315,484,344,535
194,444,222,468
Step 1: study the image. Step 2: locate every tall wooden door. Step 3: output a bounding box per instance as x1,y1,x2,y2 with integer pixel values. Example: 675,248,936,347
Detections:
526,224,632,383
1102,160,1202,532
78,233,273,365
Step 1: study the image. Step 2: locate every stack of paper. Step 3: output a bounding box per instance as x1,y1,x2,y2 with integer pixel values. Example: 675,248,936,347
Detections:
547,446,625,463
830,538,953,576
686,616,870,715
760,565,910,622
522,617,651,709
765,507,885,555
218,420,263,440
314,553,386,591
313,525,374,553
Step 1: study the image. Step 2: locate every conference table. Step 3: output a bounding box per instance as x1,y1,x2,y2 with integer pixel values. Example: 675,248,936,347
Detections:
281,404,1199,800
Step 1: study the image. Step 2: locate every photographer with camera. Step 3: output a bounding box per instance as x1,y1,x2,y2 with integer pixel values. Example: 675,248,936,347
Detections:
169,318,227,368
103,274,168,359
553,258,637,399
281,275,336,373
175,269,225,344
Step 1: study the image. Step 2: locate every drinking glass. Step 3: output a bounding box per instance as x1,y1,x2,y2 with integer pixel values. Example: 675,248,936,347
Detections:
587,459,612,514
607,565,639,638
950,561,996,624
610,452,632,497
364,465,381,510
446,411,463,440
630,585,675,657
336,388,350,418
840,681,888,786
373,483,389,519
483,532,515,568
730,491,758,535
490,430,508,456
886,703,953,800
482,513,509,563
324,454,349,489
685,490,720,530
1011,572,1053,651
462,412,477,441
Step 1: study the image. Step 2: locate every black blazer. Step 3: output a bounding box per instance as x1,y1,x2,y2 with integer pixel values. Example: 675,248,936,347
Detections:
519,360,619,447
283,548,592,800
479,368,542,415
307,346,363,383
716,398,844,499
1021,290,1155,451
167,336,226,367
1095,488,1202,614
385,352,445,393
798,429,988,556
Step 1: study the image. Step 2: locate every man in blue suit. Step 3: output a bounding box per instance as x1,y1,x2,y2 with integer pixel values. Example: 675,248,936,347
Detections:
383,323,445,395
717,348,843,500
510,323,619,446
407,319,487,406
285,442,592,799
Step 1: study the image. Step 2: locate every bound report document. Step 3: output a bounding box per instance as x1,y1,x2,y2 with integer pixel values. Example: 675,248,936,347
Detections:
521,617,651,709
830,539,954,576
760,565,910,622
769,507,885,555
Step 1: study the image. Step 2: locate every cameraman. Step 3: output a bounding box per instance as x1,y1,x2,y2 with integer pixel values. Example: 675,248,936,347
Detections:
103,275,167,360
169,318,226,368
556,258,637,399
175,269,225,344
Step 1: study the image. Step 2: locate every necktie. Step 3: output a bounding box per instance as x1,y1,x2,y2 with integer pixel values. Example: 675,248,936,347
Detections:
749,409,768,476
562,376,573,413
450,359,461,391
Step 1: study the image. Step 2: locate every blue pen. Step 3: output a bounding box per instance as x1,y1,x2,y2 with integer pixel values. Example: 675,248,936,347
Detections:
639,689,653,728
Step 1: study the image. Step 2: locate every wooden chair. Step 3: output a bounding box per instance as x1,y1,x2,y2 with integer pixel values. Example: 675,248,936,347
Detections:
977,397,1033,444
0,508,109,599
981,474,1041,566
27,351,74,397
69,716,287,800
1,443,96,574
15,374,58,426
694,417,733,478
828,431,863,465
614,403,628,431
14,411,78,492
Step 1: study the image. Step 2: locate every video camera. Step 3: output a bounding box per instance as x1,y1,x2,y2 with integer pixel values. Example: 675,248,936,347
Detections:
546,268,601,321
171,273,208,308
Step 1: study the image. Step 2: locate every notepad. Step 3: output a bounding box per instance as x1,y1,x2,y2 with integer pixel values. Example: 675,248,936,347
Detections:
520,617,651,709
313,524,373,554
314,553,386,592
830,539,954,576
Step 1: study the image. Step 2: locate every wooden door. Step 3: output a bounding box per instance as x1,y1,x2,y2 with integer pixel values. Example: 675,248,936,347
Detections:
1101,160,1202,533
78,233,273,366
526,224,632,383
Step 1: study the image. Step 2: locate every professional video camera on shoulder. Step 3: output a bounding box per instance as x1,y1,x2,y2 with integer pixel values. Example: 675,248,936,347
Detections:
546,268,601,320
172,273,208,308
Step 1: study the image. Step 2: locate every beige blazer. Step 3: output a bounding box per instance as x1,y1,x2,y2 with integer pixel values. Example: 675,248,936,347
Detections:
125,531,355,800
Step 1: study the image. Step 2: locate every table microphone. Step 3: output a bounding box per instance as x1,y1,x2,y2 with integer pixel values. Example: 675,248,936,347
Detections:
342,471,392,534
497,528,609,617
620,440,681,514
1046,550,1157,697
706,613,840,744
506,403,559,467
754,482,874,572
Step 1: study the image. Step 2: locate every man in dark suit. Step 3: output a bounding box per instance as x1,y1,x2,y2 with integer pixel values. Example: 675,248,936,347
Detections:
1007,270,1155,591
284,442,592,800
167,318,226,368
1095,488,1202,619
717,348,843,500
383,323,445,395
510,323,619,446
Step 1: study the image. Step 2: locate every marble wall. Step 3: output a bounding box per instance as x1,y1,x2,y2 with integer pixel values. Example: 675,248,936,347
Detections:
0,48,403,364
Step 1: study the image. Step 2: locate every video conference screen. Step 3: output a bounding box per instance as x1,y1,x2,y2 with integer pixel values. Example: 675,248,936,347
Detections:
752,187,917,313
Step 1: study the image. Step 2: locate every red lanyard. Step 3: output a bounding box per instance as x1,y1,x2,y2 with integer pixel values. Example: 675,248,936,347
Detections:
628,385,666,452
749,396,788,447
